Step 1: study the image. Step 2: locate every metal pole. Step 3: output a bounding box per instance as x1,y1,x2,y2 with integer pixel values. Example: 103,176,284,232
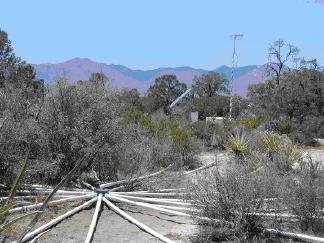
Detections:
229,34,243,119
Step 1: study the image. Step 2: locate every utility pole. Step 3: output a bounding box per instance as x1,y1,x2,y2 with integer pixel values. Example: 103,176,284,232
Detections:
229,33,243,120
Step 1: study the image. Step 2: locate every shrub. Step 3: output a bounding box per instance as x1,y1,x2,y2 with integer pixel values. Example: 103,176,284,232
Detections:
277,119,292,134
170,126,198,168
227,131,251,160
261,131,282,153
187,165,273,242
191,121,227,149
278,158,324,233
126,108,199,169
241,116,260,130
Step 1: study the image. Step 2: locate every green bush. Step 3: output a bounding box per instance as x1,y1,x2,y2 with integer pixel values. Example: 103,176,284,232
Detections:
261,131,282,152
241,117,260,130
125,108,199,169
227,131,251,160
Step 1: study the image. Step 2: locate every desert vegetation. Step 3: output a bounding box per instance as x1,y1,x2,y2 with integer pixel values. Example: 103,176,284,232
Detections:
1,28,324,243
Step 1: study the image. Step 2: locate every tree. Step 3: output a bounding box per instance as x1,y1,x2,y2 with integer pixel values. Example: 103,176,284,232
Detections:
192,71,229,98
267,39,299,85
0,30,44,185
248,61,324,144
146,74,187,114
195,96,230,119
0,29,21,86
119,88,142,110
89,72,110,87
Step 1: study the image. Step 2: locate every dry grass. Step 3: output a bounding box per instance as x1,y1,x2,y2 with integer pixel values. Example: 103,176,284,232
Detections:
164,232,186,241
303,145,324,151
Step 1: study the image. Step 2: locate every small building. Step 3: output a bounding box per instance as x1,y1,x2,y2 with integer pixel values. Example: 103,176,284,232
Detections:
206,116,224,127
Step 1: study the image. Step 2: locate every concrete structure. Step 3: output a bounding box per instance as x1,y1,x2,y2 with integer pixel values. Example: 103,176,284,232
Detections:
189,111,199,123
206,117,224,127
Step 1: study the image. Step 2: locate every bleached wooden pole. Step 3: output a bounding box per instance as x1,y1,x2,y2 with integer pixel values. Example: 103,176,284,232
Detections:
184,162,217,175
100,164,173,189
112,192,183,197
85,194,103,243
1,194,78,202
12,189,91,196
108,185,125,192
26,186,91,192
144,204,195,212
126,189,184,193
0,196,37,201
107,195,190,217
15,197,97,243
265,228,324,243
9,193,96,214
114,194,192,206
252,212,324,220
102,197,175,243
108,195,225,225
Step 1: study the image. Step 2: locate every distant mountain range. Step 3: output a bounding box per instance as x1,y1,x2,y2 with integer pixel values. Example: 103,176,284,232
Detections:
33,58,270,96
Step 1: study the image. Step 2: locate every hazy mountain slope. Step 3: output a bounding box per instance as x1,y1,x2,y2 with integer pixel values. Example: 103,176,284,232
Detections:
233,65,269,96
34,58,264,95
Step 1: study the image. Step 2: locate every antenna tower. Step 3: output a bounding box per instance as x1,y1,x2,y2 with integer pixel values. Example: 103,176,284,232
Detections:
229,33,243,119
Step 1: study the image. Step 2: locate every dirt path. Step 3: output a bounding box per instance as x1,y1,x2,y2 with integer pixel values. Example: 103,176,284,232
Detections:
26,203,196,243
4,151,225,243
305,149,324,165
41,150,324,242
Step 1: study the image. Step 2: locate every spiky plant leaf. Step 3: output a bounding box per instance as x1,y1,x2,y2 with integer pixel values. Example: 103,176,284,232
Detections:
0,211,38,232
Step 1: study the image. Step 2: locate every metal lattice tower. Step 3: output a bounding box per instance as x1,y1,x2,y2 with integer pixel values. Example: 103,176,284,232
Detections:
229,33,243,119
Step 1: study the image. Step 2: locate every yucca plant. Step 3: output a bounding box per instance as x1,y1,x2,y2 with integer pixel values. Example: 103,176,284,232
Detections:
0,151,37,233
227,131,251,160
285,144,303,162
248,151,266,172
261,131,282,152
241,117,260,130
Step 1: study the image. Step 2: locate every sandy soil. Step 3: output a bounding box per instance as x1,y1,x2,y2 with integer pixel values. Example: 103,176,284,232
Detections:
305,149,324,165
37,204,196,243
3,149,323,243
3,201,197,243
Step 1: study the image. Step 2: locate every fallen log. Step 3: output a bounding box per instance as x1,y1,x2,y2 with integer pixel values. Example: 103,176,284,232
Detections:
14,197,98,243
85,194,103,243
102,197,175,243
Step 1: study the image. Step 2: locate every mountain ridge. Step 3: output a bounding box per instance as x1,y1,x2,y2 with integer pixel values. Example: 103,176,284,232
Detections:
33,58,266,95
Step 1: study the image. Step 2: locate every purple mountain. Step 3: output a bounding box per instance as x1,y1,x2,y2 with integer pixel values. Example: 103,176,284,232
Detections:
34,58,268,95
233,65,269,96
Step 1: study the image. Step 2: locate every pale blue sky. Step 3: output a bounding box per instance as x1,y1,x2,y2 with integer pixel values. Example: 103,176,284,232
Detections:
1,0,323,69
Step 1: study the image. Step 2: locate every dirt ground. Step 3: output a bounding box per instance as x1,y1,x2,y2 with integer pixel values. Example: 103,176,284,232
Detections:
305,148,324,165
40,204,196,243
3,201,197,243
3,149,323,243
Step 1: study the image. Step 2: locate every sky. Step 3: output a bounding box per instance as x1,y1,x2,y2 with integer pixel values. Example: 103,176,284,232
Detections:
1,0,324,70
